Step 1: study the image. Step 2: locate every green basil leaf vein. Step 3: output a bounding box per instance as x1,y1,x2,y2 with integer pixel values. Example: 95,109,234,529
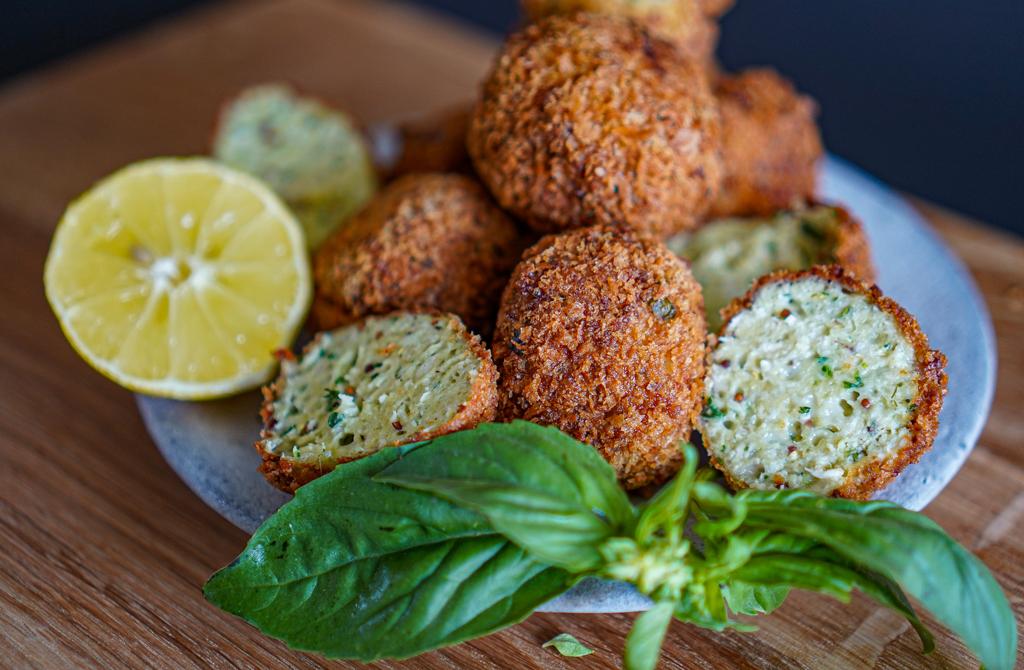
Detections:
203,442,572,661
376,421,635,572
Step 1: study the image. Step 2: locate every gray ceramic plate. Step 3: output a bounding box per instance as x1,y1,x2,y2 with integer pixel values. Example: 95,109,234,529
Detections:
137,156,996,613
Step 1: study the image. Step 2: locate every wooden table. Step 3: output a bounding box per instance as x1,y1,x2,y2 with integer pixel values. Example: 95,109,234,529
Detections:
1,1,1020,667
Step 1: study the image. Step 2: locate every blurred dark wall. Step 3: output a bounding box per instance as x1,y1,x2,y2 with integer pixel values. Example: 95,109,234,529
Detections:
3,0,1022,234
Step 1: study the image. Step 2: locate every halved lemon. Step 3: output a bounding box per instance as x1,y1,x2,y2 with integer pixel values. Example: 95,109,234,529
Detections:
44,158,312,399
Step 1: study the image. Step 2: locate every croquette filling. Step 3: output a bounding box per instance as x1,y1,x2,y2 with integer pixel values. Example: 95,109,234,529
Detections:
262,314,483,466
701,277,918,494
669,206,844,330
214,85,375,201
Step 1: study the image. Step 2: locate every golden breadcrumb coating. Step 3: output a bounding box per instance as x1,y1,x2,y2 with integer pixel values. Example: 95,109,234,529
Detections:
387,104,473,179
709,68,823,219
520,0,720,67
494,225,707,489
312,173,527,338
469,13,723,237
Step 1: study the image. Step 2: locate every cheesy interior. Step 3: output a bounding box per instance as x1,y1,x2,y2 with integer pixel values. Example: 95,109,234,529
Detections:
701,277,918,495
262,314,483,467
668,206,843,330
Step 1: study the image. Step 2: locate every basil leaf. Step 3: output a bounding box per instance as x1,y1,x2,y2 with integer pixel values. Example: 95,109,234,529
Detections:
740,491,1015,669
624,602,674,670
635,443,696,543
377,421,634,572
542,633,594,657
723,582,790,616
204,442,571,661
729,552,933,651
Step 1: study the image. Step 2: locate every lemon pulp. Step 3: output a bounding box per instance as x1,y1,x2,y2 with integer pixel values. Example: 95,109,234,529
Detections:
44,157,312,399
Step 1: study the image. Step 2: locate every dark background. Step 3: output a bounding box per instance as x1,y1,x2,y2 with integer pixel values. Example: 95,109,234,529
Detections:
3,0,1022,235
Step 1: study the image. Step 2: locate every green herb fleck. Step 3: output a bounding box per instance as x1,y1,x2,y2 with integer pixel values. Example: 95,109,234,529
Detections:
800,220,826,241
701,397,725,419
821,364,833,378
799,406,811,414
324,388,341,409
909,403,919,413
838,305,851,318
328,412,342,429
816,355,828,364
650,298,677,321
843,374,864,389
542,633,594,657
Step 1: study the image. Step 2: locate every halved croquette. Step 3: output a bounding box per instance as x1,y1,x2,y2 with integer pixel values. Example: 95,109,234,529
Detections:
256,312,498,492
700,266,946,499
212,83,377,248
667,204,874,330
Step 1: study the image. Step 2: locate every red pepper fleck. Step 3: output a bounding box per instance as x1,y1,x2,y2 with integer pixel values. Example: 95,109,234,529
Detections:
779,309,791,319
734,392,744,402
720,359,731,368
861,397,871,408
787,445,797,454
392,420,403,431
773,474,786,487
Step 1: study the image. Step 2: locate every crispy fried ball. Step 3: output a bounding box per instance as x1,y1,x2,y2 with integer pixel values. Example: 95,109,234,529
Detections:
709,68,824,219
494,225,707,489
698,0,734,18
387,104,472,179
468,13,723,237
312,173,526,338
520,0,720,67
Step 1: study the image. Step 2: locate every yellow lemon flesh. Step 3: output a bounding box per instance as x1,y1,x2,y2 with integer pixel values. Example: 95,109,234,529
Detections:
44,158,312,399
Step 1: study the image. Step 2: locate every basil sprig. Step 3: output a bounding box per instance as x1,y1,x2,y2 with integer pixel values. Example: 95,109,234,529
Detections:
203,440,572,661
205,422,1016,669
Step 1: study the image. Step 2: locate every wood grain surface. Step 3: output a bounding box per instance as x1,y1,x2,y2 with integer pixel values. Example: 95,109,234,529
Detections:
0,1,1020,667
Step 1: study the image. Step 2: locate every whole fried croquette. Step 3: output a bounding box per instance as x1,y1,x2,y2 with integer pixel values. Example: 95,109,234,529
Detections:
312,173,526,337
710,68,823,219
387,104,472,179
468,13,723,237
697,0,734,18
700,266,947,499
257,312,498,492
520,0,720,67
668,203,874,330
493,225,707,489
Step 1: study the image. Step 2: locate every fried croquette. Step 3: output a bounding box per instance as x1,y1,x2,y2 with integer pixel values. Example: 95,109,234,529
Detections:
709,68,823,219
493,225,707,489
520,0,720,67
256,312,498,492
387,104,473,179
700,266,947,499
697,0,734,18
212,83,377,249
468,13,723,237
668,203,874,330
312,173,526,338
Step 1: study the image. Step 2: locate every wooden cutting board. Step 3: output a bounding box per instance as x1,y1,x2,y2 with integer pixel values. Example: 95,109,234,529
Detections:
0,0,1020,667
